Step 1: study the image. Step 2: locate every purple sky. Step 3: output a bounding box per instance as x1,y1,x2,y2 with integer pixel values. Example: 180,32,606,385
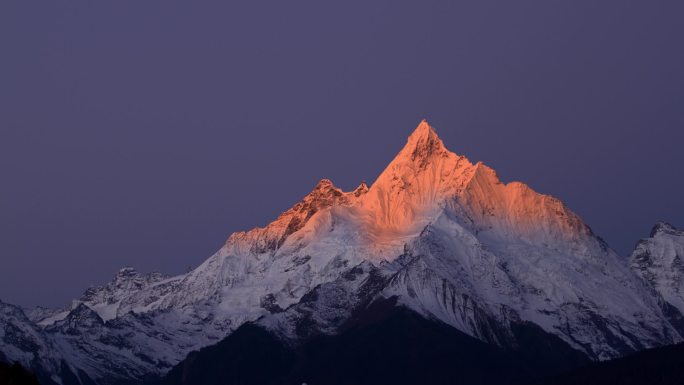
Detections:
2,1,683,308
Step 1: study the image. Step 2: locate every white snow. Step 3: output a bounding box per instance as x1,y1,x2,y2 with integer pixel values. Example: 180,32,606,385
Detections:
1,120,681,382
630,223,684,314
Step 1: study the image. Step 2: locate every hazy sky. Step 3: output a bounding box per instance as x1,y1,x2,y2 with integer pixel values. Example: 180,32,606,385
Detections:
2,1,683,307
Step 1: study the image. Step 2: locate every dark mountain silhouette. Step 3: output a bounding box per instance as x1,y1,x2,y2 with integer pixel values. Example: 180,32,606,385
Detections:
0,362,39,385
162,299,589,385
530,342,684,385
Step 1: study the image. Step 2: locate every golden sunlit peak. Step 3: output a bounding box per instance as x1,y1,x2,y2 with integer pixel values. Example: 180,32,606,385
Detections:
353,182,369,196
314,178,335,188
408,119,437,141
398,119,447,164
405,119,443,147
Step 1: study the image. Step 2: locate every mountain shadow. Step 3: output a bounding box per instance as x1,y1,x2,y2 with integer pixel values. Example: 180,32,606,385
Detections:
0,362,40,385
163,300,589,385
529,341,684,385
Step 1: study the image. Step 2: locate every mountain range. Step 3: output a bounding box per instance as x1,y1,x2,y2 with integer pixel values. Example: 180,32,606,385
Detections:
2,121,683,385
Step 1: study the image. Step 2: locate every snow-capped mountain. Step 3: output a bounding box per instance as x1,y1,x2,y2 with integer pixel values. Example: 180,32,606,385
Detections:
1,120,682,384
630,222,684,332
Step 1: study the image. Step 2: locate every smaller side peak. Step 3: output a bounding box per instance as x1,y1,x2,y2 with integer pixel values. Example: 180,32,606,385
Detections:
313,178,336,190
64,303,104,327
302,179,344,204
309,179,342,197
352,182,369,197
115,267,139,279
472,162,500,179
461,161,503,190
650,222,680,237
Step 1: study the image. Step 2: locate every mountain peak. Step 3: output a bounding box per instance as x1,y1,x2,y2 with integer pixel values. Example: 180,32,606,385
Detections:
59,303,104,332
408,119,437,140
314,178,335,189
353,182,369,197
115,267,138,279
305,179,342,203
402,120,447,165
650,222,681,237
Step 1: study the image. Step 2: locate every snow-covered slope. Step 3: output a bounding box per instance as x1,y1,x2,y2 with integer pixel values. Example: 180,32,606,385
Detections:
258,121,678,359
1,120,682,384
0,300,68,385
630,222,684,332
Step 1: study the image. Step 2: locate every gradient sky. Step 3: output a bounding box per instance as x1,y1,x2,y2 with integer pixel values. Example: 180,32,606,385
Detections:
2,1,683,308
